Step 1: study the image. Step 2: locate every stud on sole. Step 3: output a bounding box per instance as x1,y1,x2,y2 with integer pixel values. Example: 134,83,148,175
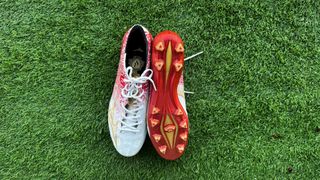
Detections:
174,108,183,116
152,107,160,115
155,60,164,71
155,42,165,51
179,132,188,141
150,118,159,127
164,124,176,132
174,61,183,71
176,144,185,153
159,145,167,154
153,134,162,142
179,121,187,128
175,43,184,52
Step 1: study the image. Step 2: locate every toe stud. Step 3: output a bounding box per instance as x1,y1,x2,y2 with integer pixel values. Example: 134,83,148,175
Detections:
174,108,183,116
159,145,167,154
153,134,161,142
179,132,188,141
179,121,187,128
150,118,159,127
176,144,185,153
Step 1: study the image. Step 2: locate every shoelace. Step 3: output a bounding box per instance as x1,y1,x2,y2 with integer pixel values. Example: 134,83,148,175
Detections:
184,51,203,94
120,66,156,133
185,51,203,61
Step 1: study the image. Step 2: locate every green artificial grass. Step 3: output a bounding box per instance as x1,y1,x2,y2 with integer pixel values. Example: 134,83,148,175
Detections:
1,0,319,179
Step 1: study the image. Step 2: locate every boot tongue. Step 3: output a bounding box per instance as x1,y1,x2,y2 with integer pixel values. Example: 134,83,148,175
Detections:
125,98,139,129
128,56,145,77
123,53,145,130
127,98,135,110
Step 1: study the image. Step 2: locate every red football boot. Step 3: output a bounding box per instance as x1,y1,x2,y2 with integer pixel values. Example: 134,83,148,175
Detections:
147,31,189,160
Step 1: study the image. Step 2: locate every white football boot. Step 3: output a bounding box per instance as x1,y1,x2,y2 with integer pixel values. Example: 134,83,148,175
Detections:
108,25,155,157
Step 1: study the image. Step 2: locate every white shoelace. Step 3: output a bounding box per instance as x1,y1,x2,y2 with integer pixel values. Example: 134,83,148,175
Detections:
185,51,203,61
184,51,203,94
120,66,156,133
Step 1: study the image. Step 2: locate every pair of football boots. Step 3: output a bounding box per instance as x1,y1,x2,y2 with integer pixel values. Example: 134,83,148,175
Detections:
108,25,189,160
